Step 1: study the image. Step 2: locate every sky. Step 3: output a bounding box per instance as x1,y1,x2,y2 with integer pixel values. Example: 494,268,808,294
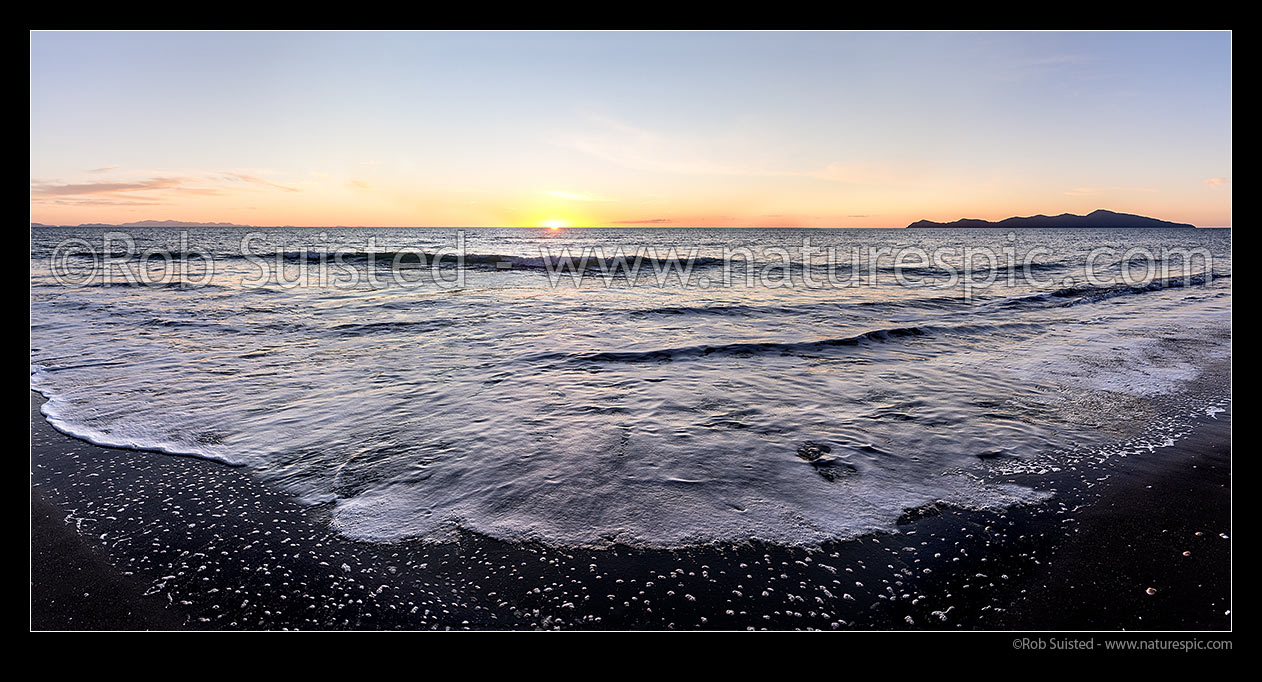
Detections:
30,31,1231,227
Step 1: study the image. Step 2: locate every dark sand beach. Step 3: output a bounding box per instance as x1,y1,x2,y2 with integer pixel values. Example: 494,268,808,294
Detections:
30,390,1230,631
31,493,183,630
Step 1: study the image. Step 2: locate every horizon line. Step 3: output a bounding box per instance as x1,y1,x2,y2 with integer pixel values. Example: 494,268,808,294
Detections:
29,223,1231,229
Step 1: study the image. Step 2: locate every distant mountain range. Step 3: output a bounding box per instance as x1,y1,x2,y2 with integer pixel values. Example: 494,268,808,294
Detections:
906,209,1196,229
31,220,252,228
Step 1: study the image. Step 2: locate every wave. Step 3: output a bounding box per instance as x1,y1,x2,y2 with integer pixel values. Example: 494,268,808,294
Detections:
628,303,809,318
62,250,211,260
626,294,977,319
537,322,1041,364
59,279,224,290
996,271,1227,309
460,252,731,273
29,380,247,467
328,320,449,336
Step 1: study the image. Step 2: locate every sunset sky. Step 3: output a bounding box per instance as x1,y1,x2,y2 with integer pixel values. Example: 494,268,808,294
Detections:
30,31,1231,228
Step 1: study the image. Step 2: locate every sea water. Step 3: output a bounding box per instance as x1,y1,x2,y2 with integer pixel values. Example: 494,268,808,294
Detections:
29,226,1232,547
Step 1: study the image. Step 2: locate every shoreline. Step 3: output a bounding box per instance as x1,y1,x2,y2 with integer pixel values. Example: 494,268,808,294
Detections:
30,391,1231,631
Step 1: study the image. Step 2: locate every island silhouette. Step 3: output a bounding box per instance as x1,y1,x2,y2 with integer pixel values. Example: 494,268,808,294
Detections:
906,209,1196,229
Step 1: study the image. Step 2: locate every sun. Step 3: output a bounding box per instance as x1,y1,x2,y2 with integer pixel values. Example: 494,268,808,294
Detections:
542,220,567,230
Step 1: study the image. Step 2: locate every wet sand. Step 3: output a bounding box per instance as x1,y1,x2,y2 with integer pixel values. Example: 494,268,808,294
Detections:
30,391,1230,631
31,493,182,630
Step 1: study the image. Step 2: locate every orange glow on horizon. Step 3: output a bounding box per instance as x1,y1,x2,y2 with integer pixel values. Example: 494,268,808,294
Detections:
26,178,1232,229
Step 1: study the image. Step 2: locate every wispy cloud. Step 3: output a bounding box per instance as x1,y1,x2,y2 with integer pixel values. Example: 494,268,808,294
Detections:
998,52,1094,83
802,163,898,184
559,116,894,185
88,165,119,173
31,171,304,206
173,187,230,196
225,172,300,192
561,117,746,177
1064,186,1157,196
38,197,169,207
547,190,612,202
610,218,672,224
1021,54,1090,68
1204,177,1229,185
31,177,193,198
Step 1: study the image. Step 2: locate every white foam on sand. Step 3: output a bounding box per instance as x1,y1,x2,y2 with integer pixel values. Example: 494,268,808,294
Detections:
36,389,247,466
329,466,1051,548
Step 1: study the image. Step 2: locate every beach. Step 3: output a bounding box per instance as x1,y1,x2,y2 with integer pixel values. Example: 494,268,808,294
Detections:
31,389,1231,631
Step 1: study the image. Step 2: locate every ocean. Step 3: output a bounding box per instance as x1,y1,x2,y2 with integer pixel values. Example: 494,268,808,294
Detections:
29,226,1232,550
